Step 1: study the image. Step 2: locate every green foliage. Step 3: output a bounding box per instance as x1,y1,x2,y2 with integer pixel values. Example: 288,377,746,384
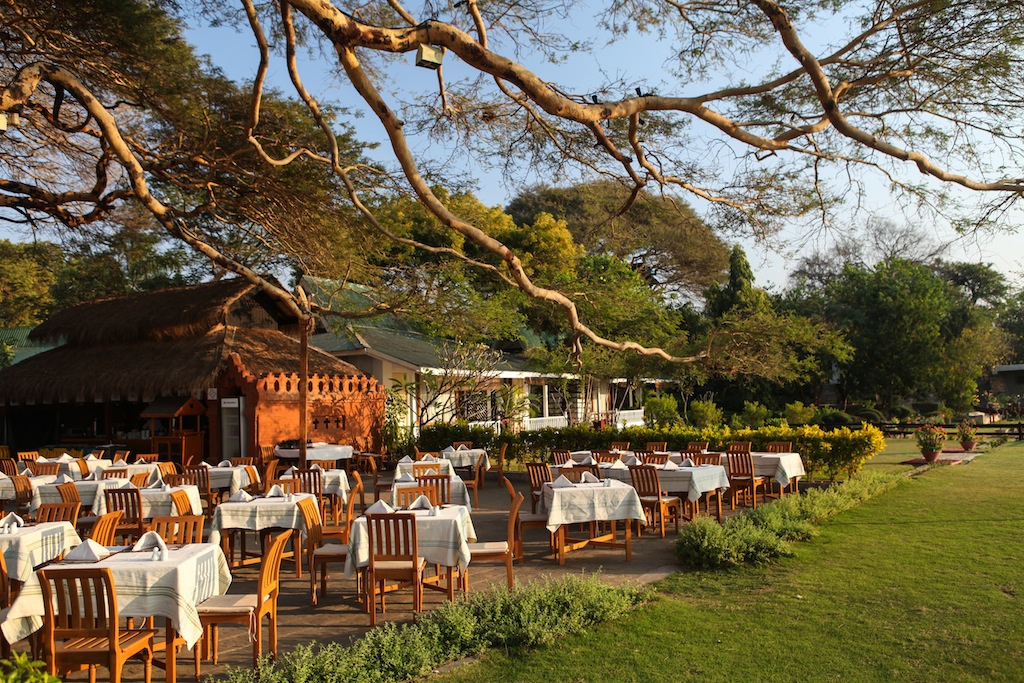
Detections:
0,653,61,683
914,424,947,452
0,240,61,326
643,395,679,428
688,399,724,428
784,401,817,425
738,401,771,428
0,343,13,370
675,472,904,568
213,575,651,683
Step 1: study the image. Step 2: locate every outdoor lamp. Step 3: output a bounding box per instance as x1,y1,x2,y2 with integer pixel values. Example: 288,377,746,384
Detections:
415,44,444,69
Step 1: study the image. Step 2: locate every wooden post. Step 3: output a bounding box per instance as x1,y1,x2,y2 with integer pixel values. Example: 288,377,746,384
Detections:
299,318,310,469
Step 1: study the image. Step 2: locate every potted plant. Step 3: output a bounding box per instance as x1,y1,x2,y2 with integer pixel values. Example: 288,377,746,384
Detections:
915,424,947,462
956,420,979,451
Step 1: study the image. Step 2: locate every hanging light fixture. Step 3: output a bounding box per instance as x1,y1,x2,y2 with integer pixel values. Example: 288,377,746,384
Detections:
415,44,444,69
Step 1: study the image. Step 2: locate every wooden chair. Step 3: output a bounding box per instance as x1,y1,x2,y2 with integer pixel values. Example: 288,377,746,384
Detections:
501,477,550,562
130,473,151,488
26,461,59,476
162,473,194,488
551,449,571,466
594,451,619,464
101,469,129,480
89,511,124,546
308,459,334,471
295,497,349,606
150,515,205,544
364,456,393,507
687,441,709,452
489,442,507,487
643,452,669,466
258,444,275,465
0,458,17,477
610,441,630,451
727,441,752,454
727,452,766,510
246,458,279,495
691,453,724,521
646,442,668,452
194,530,292,676
16,451,39,463
169,489,193,516
451,441,473,449
629,465,682,538
766,441,793,453
415,475,451,504
526,462,552,514
461,454,487,507
157,462,178,478
184,466,218,515
37,567,156,683
56,482,98,533
413,447,439,461
75,459,91,478
395,485,438,507
365,513,426,625
693,453,722,466
9,475,32,517
292,468,326,518
113,450,130,461
412,462,442,477
104,488,147,543
36,502,81,526
463,492,521,592
134,453,159,464
269,478,301,494
230,457,254,467
559,465,600,483
0,445,7,459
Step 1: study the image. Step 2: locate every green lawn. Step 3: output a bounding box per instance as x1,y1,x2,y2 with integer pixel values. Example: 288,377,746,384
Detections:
440,440,1024,682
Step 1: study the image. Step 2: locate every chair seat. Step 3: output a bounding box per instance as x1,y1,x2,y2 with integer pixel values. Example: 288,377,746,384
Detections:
372,558,427,572
57,629,156,656
468,541,509,554
196,594,259,615
519,512,547,523
314,543,349,559
640,495,681,504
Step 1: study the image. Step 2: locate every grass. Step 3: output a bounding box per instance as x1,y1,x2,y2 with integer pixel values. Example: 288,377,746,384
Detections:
438,440,1024,682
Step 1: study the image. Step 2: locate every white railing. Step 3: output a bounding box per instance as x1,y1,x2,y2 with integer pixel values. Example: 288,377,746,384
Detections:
523,415,568,431
611,408,645,427
467,419,501,432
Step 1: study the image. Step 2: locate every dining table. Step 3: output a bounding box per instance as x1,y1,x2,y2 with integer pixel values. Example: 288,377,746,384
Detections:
439,447,490,469
390,473,472,511
395,457,453,478
0,474,57,503
278,467,350,503
18,456,112,480
30,478,125,513
596,461,731,502
96,462,163,485
91,484,203,518
208,492,314,570
202,463,261,496
0,521,82,582
540,479,646,564
0,542,232,683
275,442,354,464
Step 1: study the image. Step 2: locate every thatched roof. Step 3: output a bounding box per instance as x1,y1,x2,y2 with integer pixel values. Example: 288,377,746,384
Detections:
29,278,293,347
0,326,362,404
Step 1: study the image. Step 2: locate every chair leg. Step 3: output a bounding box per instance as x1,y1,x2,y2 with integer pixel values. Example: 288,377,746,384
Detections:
505,555,513,589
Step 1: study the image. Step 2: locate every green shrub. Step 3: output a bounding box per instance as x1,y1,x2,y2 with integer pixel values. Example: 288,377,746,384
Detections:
784,401,817,425
643,395,679,428
891,405,915,420
0,654,60,683
214,575,652,683
739,401,771,428
819,409,855,426
689,400,724,428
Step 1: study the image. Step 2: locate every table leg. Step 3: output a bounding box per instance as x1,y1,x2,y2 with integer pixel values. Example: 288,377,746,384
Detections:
165,621,176,683
623,519,631,562
557,525,566,565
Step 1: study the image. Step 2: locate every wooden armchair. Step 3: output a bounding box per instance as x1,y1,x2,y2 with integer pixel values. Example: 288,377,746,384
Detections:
230,457,254,466
415,474,451,504
526,462,552,514
88,511,124,546
16,451,39,463
412,462,443,477
726,441,752,454
594,451,619,464
726,452,766,510
26,462,59,476
395,485,439,507
103,488,147,543
0,458,17,477
9,476,32,517
461,454,487,507
551,449,571,466
766,441,793,453
184,466,218,515
643,452,669,465
687,441,709,452
36,502,81,526
151,515,204,544
365,513,426,625
645,442,668,452
501,477,551,562
610,441,630,451
37,567,156,683
130,473,151,488
463,492,521,592
295,497,349,606
629,465,682,538
169,489,193,516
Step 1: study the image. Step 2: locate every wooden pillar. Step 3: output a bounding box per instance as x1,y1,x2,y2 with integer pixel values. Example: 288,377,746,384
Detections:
299,318,310,469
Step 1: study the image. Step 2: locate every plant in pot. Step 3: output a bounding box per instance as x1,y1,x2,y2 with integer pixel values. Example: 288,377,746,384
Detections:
956,420,979,451
915,424,947,462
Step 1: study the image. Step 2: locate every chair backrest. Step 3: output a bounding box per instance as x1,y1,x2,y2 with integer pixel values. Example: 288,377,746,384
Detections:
644,452,669,465
766,441,793,453
295,497,323,548
230,457,254,467
693,452,722,467
727,441,752,454
184,466,211,493
89,510,124,546
308,459,334,470
259,530,293,609
472,453,488,485
452,441,473,449
594,451,618,464
271,478,301,494
727,452,756,478
506,492,524,545
416,474,451,504
0,445,7,460
169,489,193,516
629,465,662,499
151,515,204,544
163,473,195,488
0,458,17,476
11,475,32,505
346,471,364,526
36,502,81,525
526,462,552,492
551,450,571,465
134,453,159,464
157,462,178,477
559,467,588,483
367,513,418,567
259,444,276,465
610,441,630,451
17,451,39,463
496,442,507,475
414,447,439,461
130,473,151,488
262,458,281,492
395,485,438,507
412,462,442,477
100,469,128,480
55,482,81,503
646,442,668,452
293,468,324,499
27,461,59,476
75,459,90,478
37,567,120,652
113,450,130,461
687,441,709,452
104,488,143,524
502,476,517,504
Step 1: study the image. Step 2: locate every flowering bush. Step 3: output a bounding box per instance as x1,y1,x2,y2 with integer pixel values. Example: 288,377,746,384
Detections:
914,424,947,452
956,420,978,442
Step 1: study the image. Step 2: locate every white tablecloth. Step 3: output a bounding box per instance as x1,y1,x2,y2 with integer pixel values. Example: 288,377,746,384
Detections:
91,485,203,518
541,479,646,533
705,452,807,487
0,474,57,501
30,479,125,512
206,465,260,496
279,468,350,503
440,447,490,469
1,542,231,648
19,458,112,480
275,443,354,462
391,475,471,511
344,506,477,577
599,463,730,502
96,462,162,485
208,492,316,546
395,459,453,478
0,522,82,582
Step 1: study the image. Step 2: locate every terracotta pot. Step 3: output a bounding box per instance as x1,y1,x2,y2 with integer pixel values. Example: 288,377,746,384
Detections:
960,441,977,452
921,450,940,463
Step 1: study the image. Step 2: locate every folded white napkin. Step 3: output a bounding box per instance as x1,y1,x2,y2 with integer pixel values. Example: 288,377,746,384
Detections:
84,471,97,481
550,475,574,488
265,484,285,498
85,453,97,461
580,455,596,465
0,471,8,480
58,453,74,462
311,464,322,471
456,444,468,451
229,489,253,502
581,471,600,483
407,495,434,511
623,455,640,466
662,460,679,470
218,460,231,468
199,461,212,468
132,531,168,552
559,460,575,468
442,446,454,453
283,466,296,476
421,454,437,462
112,459,127,467
148,481,169,491
609,459,628,470
680,458,695,467
37,456,49,463
396,473,415,483
0,513,24,528
365,499,395,514
65,539,111,561
54,473,74,485
399,456,414,464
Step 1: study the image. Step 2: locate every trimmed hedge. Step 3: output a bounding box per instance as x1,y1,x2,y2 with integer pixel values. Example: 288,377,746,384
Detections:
674,472,904,569
212,575,652,683
416,423,887,480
